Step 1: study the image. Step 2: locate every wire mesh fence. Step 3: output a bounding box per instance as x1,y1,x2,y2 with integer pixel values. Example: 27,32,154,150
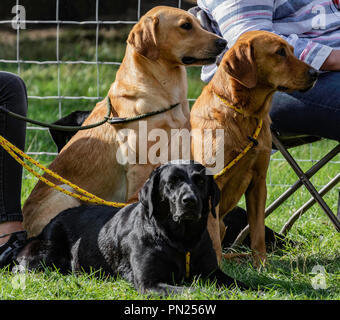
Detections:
1,0,143,158
0,0,339,191
0,0,189,154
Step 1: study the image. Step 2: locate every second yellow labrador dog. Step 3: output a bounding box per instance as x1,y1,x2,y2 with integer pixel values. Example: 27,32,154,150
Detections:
191,31,318,266
23,6,226,237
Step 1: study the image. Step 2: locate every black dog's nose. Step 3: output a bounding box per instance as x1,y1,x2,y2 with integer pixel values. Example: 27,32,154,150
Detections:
182,194,197,207
308,68,319,80
215,38,227,51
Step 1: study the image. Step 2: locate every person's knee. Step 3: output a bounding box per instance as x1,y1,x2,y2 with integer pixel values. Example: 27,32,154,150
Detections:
0,72,28,115
4,72,27,96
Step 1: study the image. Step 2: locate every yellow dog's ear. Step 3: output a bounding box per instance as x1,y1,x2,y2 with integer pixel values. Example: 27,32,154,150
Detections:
223,41,257,89
127,16,159,60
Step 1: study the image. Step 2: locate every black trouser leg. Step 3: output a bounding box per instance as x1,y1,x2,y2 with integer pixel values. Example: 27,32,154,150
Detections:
0,72,28,223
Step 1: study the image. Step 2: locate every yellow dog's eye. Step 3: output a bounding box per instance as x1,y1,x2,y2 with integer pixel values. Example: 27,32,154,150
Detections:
180,22,192,30
276,48,286,57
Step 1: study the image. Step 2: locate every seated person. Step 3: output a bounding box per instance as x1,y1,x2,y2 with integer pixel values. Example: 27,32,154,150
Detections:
0,72,28,264
192,0,340,141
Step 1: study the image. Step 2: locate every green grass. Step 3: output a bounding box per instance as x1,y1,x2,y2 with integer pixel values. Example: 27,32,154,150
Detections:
0,27,339,300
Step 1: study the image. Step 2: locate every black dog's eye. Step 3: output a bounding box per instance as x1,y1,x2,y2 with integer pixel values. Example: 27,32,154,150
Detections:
193,174,205,186
276,48,286,57
180,22,192,30
169,176,179,185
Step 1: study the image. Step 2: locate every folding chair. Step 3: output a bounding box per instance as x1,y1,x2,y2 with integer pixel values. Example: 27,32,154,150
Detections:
232,131,340,247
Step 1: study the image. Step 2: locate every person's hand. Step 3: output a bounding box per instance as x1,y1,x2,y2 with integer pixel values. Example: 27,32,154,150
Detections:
321,50,340,71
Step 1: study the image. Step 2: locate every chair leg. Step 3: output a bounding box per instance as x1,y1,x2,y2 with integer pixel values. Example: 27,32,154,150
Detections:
280,173,340,235
338,189,340,221
231,137,340,248
265,143,340,218
231,224,250,248
272,132,340,233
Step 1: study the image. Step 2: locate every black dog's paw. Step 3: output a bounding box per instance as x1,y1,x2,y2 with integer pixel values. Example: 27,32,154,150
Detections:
233,279,250,291
206,269,250,291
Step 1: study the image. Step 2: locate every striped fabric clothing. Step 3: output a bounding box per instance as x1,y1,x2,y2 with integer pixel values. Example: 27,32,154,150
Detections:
197,0,340,82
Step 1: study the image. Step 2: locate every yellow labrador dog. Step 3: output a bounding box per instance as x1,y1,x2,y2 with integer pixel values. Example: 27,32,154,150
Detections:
23,6,226,237
191,31,318,266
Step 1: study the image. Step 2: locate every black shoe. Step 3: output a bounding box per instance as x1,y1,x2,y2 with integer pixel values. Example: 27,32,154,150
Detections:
0,231,27,268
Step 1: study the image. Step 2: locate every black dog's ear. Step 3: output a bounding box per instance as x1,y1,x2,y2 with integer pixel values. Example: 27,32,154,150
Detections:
49,111,91,152
138,166,161,218
209,176,220,218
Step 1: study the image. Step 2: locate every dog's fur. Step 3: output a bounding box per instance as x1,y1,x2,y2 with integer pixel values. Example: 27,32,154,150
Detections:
191,31,318,265
15,162,247,295
23,6,226,237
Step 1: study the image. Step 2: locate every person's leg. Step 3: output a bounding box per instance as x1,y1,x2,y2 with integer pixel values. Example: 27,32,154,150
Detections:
0,72,28,246
270,72,340,141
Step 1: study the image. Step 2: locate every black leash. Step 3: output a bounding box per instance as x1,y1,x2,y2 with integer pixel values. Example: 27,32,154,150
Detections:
0,97,180,131
107,101,180,124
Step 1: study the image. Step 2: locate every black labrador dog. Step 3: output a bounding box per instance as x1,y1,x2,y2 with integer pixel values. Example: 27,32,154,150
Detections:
13,161,247,295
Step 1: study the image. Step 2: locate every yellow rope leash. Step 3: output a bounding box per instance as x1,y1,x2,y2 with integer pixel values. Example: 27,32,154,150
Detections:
215,94,244,114
213,93,263,180
0,135,127,208
0,92,261,209
0,94,262,277
0,98,181,209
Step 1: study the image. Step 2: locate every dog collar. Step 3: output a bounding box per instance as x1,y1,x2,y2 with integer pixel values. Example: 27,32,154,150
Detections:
215,93,244,115
185,251,191,279
213,92,263,180
106,96,180,124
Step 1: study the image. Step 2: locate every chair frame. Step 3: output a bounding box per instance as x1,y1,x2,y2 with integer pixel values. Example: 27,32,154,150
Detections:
232,131,340,247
